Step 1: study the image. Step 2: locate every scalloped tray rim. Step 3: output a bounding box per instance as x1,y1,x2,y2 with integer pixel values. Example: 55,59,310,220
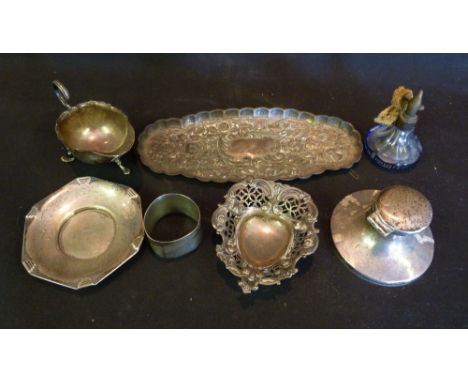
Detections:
137,107,363,183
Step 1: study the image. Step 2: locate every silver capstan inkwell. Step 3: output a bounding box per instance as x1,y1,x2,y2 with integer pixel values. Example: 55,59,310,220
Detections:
331,185,434,287
365,86,424,170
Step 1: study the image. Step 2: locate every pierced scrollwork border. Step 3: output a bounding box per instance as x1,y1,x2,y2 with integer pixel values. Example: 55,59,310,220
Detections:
212,179,319,293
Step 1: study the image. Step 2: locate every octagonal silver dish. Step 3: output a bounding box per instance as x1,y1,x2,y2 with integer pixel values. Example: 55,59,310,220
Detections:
212,179,319,293
22,177,144,289
138,107,362,182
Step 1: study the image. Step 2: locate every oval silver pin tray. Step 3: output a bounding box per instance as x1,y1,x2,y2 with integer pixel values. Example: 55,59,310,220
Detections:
22,177,144,289
138,107,362,182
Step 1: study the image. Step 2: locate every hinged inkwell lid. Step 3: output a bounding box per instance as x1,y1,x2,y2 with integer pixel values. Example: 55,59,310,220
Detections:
331,185,434,286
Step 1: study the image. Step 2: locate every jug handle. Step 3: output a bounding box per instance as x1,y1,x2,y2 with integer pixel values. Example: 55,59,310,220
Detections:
52,80,75,162
52,80,72,109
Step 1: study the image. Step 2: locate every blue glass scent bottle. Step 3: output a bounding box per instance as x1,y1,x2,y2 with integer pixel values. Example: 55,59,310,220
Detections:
365,89,424,170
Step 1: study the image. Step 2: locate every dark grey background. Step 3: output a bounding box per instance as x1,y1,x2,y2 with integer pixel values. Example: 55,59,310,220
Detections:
1,54,467,328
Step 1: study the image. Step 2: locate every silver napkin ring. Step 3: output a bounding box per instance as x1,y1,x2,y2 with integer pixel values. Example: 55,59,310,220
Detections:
144,194,202,258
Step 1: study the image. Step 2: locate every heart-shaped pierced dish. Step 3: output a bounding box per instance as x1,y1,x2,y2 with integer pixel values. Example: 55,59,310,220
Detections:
212,179,319,293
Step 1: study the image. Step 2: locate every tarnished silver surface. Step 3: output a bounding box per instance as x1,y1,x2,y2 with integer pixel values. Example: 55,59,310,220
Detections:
212,179,319,293
367,185,433,237
22,177,144,289
52,80,135,174
138,107,362,182
144,193,202,259
331,187,434,286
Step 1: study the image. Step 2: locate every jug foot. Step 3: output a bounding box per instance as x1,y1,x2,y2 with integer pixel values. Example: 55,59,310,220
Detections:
61,150,75,163
113,158,130,175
